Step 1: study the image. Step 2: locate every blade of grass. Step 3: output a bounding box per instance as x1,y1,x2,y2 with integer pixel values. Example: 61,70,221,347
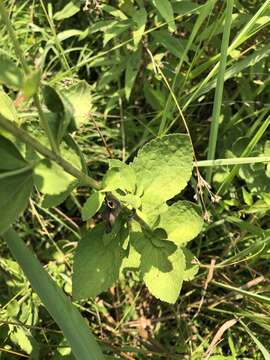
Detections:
212,281,270,306
239,320,270,360
158,0,216,135
2,227,105,360
190,0,270,81
206,0,234,183
39,0,70,71
183,0,270,111
188,42,270,103
51,3,206,83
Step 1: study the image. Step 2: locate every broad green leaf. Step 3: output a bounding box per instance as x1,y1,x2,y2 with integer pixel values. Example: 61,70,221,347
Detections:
132,7,147,47
82,192,105,221
60,141,82,170
0,51,23,90
73,223,125,299
132,134,193,212
41,184,76,208
121,242,141,270
0,134,26,170
43,85,65,113
102,162,136,194
53,2,80,20
125,48,141,100
43,85,73,144
34,159,76,195
0,170,33,234
0,90,18,123
152,0,176,32
121,194,141,209
22,69,41,100
64,81,92,130
138,237,185,303
158,201,203,246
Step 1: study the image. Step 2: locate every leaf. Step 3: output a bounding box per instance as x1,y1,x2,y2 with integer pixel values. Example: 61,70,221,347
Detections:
0,90,19,123
103,21,131,46
131,134,193,213
152,0,176,32
64,81,92,130
53,2,80,21
0,134,26,170
101,4,128,20
125,48,141,100
102,162,136,194
138,237,186,303
172,1,199,15
43,85,65,113
10,327,39,359
152,30,187,59
132,7,147,47
0,170,33,234
41,184,76,208
158,201,203,246
43,85,73,144
22,69,41,100
121,194,141,209
34,159,76,195
57,29,83,42
82,192,105,221
0,51,23,90
73,223,125,299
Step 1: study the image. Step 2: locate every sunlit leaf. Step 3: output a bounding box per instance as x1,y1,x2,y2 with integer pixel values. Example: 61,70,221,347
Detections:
151,0,176,32
82,191,105,221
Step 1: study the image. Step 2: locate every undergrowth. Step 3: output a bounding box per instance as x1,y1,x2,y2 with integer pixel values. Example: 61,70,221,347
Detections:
1,0,270,359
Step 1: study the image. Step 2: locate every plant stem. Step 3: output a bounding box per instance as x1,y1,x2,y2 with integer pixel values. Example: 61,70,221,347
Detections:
0,1,59,154
196,156,270,167
0,114,101,190
206,0,234,183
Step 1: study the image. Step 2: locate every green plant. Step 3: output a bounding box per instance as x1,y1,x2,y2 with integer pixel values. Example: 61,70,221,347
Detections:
2,0,270,358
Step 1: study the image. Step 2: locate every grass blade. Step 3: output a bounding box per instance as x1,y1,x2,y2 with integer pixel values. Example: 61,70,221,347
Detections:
2,228,105,360
239,320,270,360
206,0,234,183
